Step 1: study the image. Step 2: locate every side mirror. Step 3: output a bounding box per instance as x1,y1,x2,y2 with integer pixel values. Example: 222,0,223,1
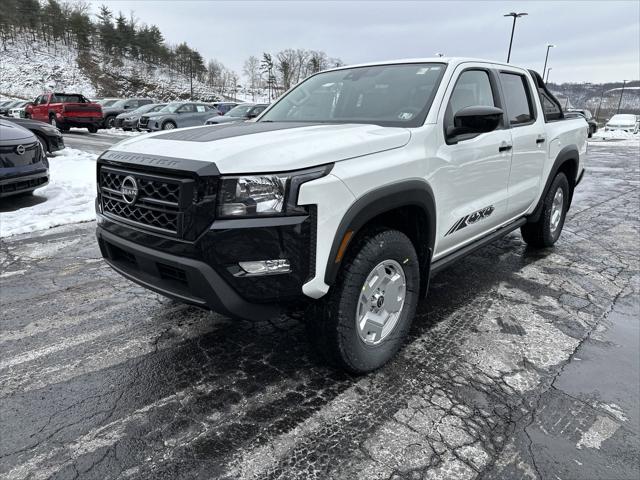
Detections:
446,106,503,141
246,112,258,119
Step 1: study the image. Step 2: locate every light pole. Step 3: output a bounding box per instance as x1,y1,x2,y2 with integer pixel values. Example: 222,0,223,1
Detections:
617,80,628,114
542,44,555,78
504,12,528,63
545,67,552,83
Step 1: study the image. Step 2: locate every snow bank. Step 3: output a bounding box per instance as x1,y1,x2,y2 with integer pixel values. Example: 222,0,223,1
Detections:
589,129,640,147
0,148,97,238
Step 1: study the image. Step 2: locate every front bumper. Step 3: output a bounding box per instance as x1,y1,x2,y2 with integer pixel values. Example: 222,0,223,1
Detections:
0,170,49,197
47,133,65,152
96,209,315,320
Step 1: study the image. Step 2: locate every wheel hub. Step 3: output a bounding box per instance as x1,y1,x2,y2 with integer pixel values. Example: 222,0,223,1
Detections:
356,259,407,345
550,187,564,234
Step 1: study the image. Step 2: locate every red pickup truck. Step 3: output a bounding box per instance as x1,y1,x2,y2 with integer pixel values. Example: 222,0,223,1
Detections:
26,93,103,133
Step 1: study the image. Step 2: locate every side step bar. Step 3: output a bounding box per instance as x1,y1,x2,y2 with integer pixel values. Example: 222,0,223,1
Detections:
430,218,527,275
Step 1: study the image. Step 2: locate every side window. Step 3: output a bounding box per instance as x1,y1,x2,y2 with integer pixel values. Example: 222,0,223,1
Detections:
182,104,196,113
446,69,495,130
42,95,51,104
33,95,42,104
196,105,206,113
127,100,138,108
539,91,562,121
499,73,535,125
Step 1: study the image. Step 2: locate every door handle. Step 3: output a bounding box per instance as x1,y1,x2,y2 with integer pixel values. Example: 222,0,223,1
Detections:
498,144,512,152
536,138,546,144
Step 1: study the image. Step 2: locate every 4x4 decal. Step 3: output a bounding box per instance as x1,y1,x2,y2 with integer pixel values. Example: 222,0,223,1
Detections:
445,205,495,236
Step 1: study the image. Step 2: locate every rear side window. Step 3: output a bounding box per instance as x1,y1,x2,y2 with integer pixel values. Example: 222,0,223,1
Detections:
499,73,535,125
539,91,562,121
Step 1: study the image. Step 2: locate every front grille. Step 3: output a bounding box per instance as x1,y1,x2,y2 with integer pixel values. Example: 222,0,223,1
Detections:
139,116,149,126
0,141,41,168
99,166,195,237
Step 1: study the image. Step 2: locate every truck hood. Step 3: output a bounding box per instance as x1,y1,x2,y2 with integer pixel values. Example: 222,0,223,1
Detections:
107,122,412,174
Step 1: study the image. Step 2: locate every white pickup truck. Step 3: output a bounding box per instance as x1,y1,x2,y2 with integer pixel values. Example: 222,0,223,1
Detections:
96,58,588,373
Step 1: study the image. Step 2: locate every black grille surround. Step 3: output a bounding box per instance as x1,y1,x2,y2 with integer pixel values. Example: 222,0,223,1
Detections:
98,165,216,238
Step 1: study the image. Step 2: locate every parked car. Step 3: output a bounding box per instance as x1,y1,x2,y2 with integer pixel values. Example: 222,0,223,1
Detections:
0,119,49,197
1,115,65,153
102,98,155,128
8,101,32,118
25,93,103,133
138,102,218,131
0,100,23,116
114,103,167,130
95,58,587,373
212,102,239,115
605,114,639,133
204,103,268,125
566,109,597,137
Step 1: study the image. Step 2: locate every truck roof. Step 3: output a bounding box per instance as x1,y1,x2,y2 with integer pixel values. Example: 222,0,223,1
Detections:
325,57,529,73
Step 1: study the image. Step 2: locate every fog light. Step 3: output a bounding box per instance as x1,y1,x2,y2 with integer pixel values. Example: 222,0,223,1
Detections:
238,259,290,275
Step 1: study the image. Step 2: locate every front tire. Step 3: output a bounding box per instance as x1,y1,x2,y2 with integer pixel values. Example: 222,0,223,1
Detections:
521,172,570,248
162,121,176,130
88,125,98,133
309,229,420,374
104,116,116,128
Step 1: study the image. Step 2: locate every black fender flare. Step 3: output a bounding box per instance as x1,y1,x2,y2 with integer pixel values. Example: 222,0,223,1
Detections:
324,179,436,290
528,145,579,223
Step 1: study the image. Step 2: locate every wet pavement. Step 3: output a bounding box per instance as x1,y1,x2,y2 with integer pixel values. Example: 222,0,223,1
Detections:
0,142,639,479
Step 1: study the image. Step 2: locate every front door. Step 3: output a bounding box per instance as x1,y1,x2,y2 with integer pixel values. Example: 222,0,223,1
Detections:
433,66,513,259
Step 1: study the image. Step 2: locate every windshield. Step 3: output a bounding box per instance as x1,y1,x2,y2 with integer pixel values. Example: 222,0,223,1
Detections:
149,104,166,113
260,63,446,127
100,99,119,107
610,114,636,123
226,105,253,117
110,99,128,108
159,103,183,113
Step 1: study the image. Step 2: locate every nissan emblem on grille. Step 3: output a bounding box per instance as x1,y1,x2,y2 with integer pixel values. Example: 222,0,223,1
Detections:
121,176,139,205
15,145,25,155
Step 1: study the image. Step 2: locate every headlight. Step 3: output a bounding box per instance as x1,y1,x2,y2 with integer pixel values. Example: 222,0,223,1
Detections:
218,175,288,217
216,166,332,218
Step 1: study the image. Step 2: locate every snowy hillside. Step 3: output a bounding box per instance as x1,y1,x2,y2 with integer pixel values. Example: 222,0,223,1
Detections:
0,38,95,99
0,36,233,101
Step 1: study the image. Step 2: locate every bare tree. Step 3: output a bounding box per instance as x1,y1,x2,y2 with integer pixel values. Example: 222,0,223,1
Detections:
243,55,260,100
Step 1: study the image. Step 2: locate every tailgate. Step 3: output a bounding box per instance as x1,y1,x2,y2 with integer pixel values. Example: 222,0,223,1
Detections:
63,103,102,118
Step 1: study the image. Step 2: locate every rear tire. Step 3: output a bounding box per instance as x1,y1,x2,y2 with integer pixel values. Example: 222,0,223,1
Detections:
88,125,98,133
104,115,116,128
308,229,420,374
521,172,570,248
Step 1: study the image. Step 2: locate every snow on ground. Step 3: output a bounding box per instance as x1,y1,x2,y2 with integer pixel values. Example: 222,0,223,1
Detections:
69,127,145,138
589,129,640,147
0,148,97,238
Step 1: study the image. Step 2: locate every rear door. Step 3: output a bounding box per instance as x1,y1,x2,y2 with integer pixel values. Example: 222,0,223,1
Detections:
498,69,546,216
176,103,197,126
433,64,513,258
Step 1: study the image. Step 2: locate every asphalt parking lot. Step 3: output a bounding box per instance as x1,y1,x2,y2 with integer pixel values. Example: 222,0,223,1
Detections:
0,138,639,479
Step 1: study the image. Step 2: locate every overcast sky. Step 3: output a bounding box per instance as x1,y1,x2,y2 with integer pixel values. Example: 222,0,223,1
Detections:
88,1,639,83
